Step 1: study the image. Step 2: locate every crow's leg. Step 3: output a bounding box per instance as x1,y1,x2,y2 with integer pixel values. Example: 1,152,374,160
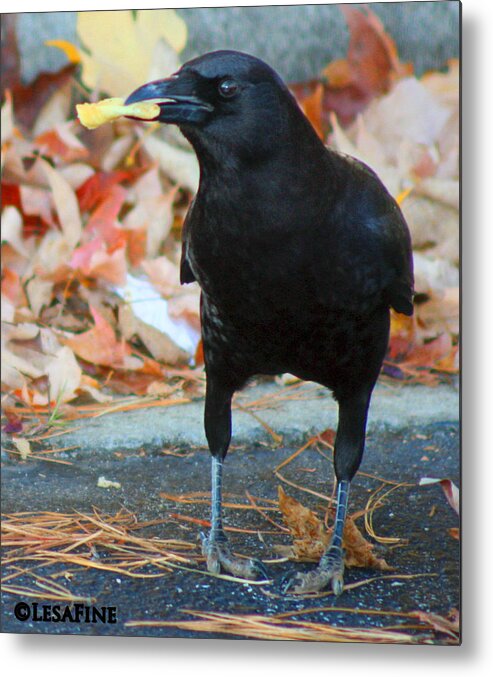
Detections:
200,377,268,580
281,387,372,595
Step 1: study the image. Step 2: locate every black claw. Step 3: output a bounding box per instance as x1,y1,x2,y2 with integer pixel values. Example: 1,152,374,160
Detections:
280,570,299,595
251,559,270,581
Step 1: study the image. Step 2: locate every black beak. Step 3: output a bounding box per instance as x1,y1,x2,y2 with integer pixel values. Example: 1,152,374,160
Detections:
125,74,213,125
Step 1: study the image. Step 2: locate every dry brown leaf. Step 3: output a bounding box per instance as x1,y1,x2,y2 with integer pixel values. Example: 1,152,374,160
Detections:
39,158,82,249
118,303,189,365
34,123,89,164
24,277,54,318
64,305,128,368
12,437,31,460
141,134,199,193
19,185,56,227
1,206,30,257
413,252,459,296
45,346,83,404
277,486,392,570
168,291,201,333
141,256,181,297
277,486,329,560
123,167,176,258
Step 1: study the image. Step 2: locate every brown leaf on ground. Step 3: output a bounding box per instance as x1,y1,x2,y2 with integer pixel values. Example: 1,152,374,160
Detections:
1,14,76,130
277,487,392,570
64,305,129,368
118,303,189,366
322,6,412,126
277,486,329,560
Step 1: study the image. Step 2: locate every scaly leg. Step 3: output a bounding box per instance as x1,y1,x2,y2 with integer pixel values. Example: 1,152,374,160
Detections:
201,377,268,580
281,480,350,595
281,387,372,595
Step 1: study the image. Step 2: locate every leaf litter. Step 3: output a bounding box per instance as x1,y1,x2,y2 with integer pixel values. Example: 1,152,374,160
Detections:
2,8,458,439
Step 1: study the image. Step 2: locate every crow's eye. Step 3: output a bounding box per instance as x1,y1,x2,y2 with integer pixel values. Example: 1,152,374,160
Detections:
218,78,238,99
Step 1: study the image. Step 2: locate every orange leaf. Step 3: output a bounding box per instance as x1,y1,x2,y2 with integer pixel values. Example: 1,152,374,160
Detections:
34,125,88,164
277,487,391,570
403,332,453,369
300,82,324,140
320,6,413,126
340,5,411,94
65,305,128,368
85,184,127,248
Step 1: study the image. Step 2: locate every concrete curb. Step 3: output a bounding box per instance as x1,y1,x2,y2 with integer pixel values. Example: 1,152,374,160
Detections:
50,381,459,456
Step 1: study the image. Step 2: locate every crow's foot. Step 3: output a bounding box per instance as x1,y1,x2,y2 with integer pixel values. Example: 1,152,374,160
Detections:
200,532,269,580
280,547,345,595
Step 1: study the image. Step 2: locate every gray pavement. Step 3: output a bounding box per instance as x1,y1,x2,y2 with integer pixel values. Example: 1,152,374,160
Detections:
1,380,460,642
39,380,459,455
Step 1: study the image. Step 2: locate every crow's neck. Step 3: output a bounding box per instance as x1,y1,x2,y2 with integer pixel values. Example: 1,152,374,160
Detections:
185,102,331,190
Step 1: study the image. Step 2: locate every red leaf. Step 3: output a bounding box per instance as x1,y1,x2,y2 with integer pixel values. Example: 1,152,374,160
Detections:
34,127,89,164
85,184,127,249
76,169,143,212
1,267,27,307
11,65,77,131
292,6,413,129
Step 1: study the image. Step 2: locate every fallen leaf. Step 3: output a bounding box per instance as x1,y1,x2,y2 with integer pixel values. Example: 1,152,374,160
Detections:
118,303,189,365
141,256,181,297
2,410,23,434
300,82,324,139
277,486,391,570
141,133,199,193
419,477,460,515
77,9,186,97
413,252,459,296
39,158,82,249
64,304,128,368
321,5,412,126
168,291,201,334
32,81,73,137
34,123,89,164
24,277,54,318
123,167,176,258
76,168,143,212
11,65,77,131
1,206,30,257
12,437,31,460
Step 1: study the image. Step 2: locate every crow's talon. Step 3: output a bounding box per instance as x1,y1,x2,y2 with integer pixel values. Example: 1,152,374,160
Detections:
280,570,303,595
280,560,345,596
251,558,270,581
201,533,269,581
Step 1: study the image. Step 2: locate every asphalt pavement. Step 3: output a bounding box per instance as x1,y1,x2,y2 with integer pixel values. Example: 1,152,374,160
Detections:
1,379,460,643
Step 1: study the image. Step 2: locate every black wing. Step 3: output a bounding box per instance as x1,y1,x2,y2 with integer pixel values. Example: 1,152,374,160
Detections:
180,206,196,285
318,151,415,316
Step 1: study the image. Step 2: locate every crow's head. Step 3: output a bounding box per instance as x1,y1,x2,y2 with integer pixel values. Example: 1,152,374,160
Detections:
126,50,308,163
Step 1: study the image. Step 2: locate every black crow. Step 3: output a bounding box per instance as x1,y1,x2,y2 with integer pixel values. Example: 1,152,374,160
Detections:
126,50,414,595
